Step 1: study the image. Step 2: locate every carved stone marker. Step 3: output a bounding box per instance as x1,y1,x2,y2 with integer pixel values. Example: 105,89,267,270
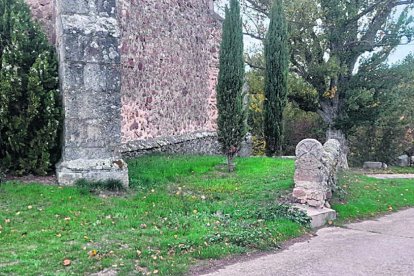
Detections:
293,139,341,208
55,0,129,186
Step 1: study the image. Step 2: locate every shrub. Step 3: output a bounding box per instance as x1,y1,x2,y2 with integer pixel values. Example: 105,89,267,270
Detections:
0,0,61,175
254,204,311,227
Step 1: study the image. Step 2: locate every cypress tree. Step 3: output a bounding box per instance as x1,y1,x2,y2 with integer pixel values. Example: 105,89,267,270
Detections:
216,0,246,172
0,0,61,175
264,0,289,156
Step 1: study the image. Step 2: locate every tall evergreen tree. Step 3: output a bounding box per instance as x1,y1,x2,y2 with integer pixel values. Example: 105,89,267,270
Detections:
0,0,61,175
216,0,246,172
264,0,289,156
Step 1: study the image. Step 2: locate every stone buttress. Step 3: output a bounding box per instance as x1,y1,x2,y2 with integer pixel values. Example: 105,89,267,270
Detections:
55,0,129,186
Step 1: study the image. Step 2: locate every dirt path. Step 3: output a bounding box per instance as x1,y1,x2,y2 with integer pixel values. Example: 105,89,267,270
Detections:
366,174,414,179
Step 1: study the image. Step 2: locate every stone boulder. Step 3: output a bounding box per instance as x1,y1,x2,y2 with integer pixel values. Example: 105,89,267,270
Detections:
363,162,387,169
293,139,341,208
397,155,414,167
238,133,253,157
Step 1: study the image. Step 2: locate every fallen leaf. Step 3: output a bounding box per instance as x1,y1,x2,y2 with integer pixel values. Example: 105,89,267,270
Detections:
89,250,98,257
63,259,71,266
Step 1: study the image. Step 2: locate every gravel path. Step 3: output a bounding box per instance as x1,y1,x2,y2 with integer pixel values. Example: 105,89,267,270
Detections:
366,174,414,179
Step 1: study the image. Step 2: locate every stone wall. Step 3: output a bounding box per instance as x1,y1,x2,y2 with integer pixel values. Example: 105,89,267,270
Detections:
27,0,222,156
26,0,56,43
292,139,341,208
120,131,221,159
119,0,221,142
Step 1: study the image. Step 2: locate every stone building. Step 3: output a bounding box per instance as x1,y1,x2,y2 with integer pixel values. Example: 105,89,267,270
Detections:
25,0,222,185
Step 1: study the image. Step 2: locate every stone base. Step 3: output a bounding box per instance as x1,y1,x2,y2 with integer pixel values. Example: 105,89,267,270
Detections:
293,204,337,229
293,187,328,208
57,158,129,187
120,131,221,158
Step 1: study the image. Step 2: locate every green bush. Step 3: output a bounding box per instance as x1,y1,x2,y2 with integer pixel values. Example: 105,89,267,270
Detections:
0,0,61,175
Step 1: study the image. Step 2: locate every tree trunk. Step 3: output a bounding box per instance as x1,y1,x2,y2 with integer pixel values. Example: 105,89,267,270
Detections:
227,154,235,172
326,128,349,169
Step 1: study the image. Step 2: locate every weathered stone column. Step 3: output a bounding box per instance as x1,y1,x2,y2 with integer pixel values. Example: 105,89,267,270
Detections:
56,0,129,186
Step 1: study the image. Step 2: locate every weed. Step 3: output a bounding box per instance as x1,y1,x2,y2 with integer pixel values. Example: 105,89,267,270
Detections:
75,178,125,193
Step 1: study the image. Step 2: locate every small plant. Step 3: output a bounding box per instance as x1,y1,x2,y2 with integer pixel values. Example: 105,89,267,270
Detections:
254,204,311,227
75,179,125,194
207,226,276,248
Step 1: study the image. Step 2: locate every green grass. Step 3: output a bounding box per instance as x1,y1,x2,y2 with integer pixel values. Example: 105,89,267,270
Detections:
0,156,306,275
332,172,414,222
382,166,414,174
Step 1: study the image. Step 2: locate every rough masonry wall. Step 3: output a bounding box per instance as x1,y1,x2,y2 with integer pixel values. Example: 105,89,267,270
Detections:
119,0,221,143
26,0,56,43
27,0,222,155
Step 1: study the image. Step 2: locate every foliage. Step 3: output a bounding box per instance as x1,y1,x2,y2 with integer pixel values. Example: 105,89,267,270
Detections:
263,0,289,156
0,156,306,275
246,55,325,156
252,135,266,155
283,103,326,155
75,179,125,193
0,0,61,175
287,74,319,112
247,69,265,138
216,0,246,171
347,56,414,165
254,204,311,226
236,0,414,160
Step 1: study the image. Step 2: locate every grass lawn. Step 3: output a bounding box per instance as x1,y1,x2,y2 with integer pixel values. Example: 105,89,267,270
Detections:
332,172,414,222
2,155,414,275
0,156,306,275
